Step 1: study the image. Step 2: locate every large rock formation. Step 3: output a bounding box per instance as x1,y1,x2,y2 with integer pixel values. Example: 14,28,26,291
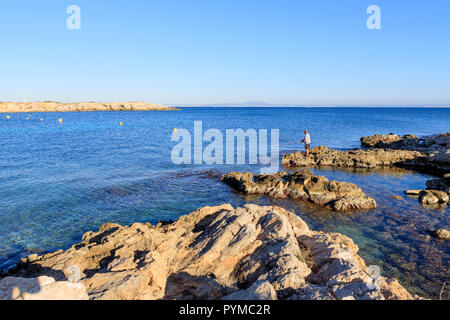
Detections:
0,101,178,113
360,133,450,172
221,170,377,212
0,276,88,300
361,133,450,151
282,146,424,169
4,204,418,300
360,134,407,148
283,132,449,172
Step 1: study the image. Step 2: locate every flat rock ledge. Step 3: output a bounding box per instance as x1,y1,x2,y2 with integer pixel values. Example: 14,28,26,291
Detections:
282,146,425,170
360,133,450,172
221,170,377,212
360,133,450,151
0,101,178,113
3,204,419,300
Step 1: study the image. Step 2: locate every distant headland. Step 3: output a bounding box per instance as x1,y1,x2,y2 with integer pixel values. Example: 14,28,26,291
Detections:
0,101,179,113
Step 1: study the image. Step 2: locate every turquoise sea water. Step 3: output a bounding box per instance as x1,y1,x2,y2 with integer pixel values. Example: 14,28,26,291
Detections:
0,107,449,298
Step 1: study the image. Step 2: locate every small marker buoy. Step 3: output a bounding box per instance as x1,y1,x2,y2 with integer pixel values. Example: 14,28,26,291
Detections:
58,118,63,124
40,118,43,121
26,117,29,120
120,122,123,126
6,115,10,119
173,128,177,132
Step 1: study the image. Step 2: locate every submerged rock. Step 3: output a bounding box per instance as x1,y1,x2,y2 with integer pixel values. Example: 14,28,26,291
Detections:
428,229,450,240
4,204,419,300
221,170,377,212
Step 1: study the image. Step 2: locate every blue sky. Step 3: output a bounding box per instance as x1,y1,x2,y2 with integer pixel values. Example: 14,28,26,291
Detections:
0,0,449,105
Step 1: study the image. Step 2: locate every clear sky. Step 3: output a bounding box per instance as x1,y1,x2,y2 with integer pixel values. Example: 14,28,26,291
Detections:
0,0,449,105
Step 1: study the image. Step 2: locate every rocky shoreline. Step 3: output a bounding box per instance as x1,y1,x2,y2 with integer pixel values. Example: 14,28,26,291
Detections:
221,170,377,212
1,131,447,300
1,204,420,300
280,132,450,242
282,132,450,172
282,145,427,168
0,101,178,113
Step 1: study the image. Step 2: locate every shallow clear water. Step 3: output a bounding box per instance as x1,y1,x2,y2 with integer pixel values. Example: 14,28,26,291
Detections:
0,107,449,299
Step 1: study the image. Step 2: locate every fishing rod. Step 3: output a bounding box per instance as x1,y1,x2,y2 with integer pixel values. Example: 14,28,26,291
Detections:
280,140,303,146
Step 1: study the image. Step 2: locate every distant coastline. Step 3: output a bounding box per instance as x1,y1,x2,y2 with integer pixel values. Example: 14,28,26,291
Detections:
0,101,178,113
172,104,450,108
168,101,450,108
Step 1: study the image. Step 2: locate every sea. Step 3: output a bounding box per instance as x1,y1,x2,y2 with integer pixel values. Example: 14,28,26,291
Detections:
0,107,449,298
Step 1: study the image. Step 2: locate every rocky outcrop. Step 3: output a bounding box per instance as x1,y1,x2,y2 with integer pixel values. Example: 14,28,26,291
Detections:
405,174,450,208
361,133,450,151
283,132,449,172
360,134,406,148
0,276,88,300
282,146,424,169
4,204,418,300
221,170,377,212
360,133,450,172
0,101,178,113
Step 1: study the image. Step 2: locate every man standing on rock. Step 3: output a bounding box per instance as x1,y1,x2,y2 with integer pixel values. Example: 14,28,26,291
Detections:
301,129,311,157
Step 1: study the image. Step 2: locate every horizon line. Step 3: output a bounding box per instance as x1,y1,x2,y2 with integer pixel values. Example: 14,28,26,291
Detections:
2,101,450,108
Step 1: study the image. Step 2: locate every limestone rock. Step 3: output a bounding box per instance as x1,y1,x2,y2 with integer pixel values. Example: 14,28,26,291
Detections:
358,132,450,171
360,134,403,148
404,190,422,196
284,132,450,172
0,276,88,300
281,146,424,169
6,204,418,300
221,281,277,300
419,190,449,205
221,170,377,212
